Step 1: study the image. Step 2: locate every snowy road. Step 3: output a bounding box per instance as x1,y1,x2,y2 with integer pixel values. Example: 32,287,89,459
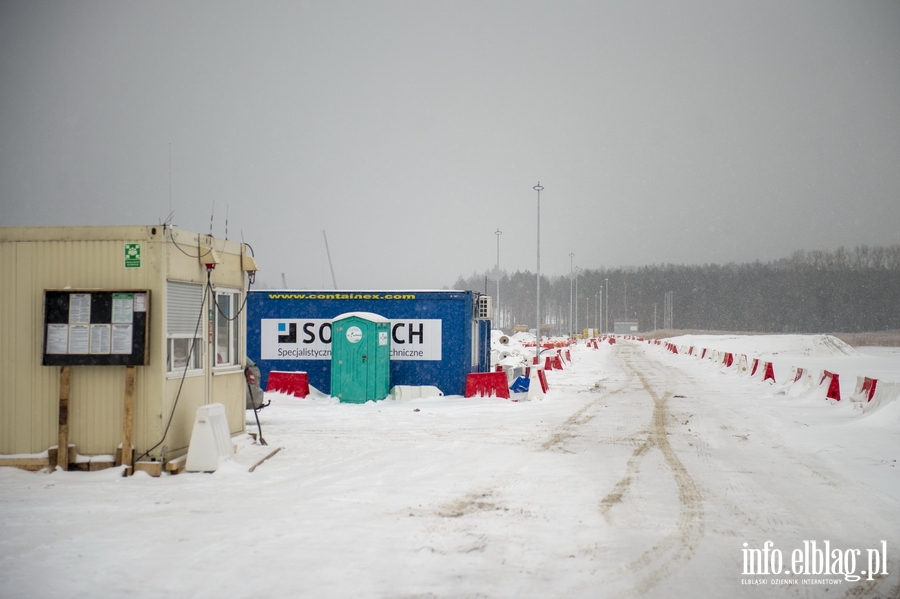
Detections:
1,339,898,598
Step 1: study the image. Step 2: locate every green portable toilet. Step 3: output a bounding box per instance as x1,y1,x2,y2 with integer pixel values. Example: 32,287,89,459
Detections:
331,312,391,403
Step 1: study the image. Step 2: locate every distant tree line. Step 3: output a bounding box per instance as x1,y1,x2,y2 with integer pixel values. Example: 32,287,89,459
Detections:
451,245,900,334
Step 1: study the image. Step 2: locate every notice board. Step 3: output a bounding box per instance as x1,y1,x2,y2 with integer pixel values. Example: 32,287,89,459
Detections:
42,290,150,366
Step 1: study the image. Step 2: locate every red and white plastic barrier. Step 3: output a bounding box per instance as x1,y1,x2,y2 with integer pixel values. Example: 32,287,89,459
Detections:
465,372,510,399
266,371,310,398
762,362,776,383
552,354,564,370
851,376,878,403
523,366,549,400
656,340,894,409
819,370,841,401
749,360,775,382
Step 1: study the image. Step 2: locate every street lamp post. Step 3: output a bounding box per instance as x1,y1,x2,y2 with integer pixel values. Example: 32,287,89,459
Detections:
569,252,574,338
585,296,589,336
534,182,543,364
604,277,609,335
598,290,602,333
574,266,579,338
495,228,502,329
585,293,589,336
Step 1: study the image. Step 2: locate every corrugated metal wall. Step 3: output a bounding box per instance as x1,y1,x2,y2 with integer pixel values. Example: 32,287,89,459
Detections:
0,226,249,459
0,230,161,455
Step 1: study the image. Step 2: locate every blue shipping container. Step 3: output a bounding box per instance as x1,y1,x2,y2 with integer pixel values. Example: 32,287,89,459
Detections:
247,290,491,396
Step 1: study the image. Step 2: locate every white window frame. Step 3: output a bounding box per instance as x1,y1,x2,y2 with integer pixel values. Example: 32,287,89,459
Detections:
213,287,242,371
166,281,205,377
167,336,203,376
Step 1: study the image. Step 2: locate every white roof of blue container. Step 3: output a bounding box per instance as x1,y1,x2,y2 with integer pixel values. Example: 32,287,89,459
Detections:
255,289,470,293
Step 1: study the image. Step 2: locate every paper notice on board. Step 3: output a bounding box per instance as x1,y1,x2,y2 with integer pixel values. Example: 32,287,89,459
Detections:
69,294,91,324
47,324,69,354
68,324,90,354
111,324,133,354
112,293,134,323
90,324,111,354
133,293,147,312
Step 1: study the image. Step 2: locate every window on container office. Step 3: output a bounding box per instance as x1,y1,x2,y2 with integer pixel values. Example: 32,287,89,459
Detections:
215,288,241,367
166,280,204,375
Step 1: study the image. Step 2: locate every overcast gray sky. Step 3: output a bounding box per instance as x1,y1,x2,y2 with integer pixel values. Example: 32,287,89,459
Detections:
2,1,898,289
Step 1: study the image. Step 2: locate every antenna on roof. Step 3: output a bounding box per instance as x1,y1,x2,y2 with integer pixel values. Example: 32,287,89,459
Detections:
323,230,338,290
208,201,215,239
225,205,229,241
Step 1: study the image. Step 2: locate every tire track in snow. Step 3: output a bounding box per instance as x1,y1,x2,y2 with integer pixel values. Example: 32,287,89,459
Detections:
598,344,705,597
540,349,637,453
415,348,639,568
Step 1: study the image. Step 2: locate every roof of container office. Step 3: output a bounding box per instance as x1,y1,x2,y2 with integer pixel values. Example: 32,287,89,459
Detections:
251,289,471,293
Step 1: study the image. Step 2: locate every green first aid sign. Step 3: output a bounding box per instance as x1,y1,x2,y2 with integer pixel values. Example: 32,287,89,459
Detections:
124,243,141,268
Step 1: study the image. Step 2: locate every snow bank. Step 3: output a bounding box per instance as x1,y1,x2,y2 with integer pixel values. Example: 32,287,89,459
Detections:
667,333,857,358
661,333,900,413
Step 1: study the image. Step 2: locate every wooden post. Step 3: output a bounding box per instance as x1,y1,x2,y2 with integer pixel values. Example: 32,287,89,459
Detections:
120,365,136,472
57,366,70,471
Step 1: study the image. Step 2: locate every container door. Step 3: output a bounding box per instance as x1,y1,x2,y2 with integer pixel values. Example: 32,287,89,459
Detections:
335,320,369,402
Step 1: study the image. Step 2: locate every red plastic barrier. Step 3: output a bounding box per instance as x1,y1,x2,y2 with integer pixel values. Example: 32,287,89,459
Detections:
793,367,804,382
724,353,734,367
860,377,878,402
819,370,841,401
762,362,776,383
266,371,310,398
608,338,616,345
523,367,549,393
544,356,554,370
552,355,564,370
465,372,510,399
750,359,759,376
538,369,549,393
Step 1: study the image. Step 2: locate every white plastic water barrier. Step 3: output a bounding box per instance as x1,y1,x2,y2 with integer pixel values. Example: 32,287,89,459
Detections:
388,385,443,400
185,403,234,472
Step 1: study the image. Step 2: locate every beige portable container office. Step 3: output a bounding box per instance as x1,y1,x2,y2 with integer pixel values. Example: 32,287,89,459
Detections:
0,225,258,469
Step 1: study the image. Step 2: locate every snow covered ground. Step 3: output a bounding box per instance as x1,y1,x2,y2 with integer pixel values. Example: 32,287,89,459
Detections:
1,335,898,598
